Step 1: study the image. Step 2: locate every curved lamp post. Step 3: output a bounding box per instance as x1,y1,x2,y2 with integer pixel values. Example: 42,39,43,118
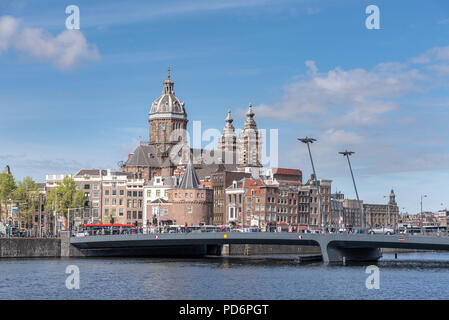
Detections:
298,137,325,231
339,151,365,232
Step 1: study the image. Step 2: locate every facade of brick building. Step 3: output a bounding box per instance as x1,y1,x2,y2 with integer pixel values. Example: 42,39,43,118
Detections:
300,174,332,227
211,167,251,226
165,162,213,226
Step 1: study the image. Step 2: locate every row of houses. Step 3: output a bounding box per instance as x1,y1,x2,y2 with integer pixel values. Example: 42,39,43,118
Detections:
34,164,400,235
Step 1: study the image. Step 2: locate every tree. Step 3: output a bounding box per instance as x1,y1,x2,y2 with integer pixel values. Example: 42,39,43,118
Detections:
13,176,39,233
0,172,16,222
45,176,84,230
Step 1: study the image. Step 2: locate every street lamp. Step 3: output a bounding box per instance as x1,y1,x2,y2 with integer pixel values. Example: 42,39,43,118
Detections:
339,150,365,232
298,137,325,232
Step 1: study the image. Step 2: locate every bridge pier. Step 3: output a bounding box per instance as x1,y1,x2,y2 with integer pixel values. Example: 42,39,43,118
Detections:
320,241,381,263
206,244,223,256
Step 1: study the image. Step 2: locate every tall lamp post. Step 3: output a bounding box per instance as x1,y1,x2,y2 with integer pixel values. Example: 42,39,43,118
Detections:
339,151,365,232
298,137,325,232
420,194,427,235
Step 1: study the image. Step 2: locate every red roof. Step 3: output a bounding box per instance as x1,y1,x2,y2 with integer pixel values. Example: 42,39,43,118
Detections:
272,168,302,176
243,178,263,188
245,187,261,196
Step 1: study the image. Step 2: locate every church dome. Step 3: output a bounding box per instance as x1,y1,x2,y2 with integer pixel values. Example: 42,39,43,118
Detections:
149,67,187,120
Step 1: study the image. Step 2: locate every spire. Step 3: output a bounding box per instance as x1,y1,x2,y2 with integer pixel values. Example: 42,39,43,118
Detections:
163,66,174,94
178,161,201,189
244,98,256,129
224,105,234,129
389,188,396,205
246,98,254,116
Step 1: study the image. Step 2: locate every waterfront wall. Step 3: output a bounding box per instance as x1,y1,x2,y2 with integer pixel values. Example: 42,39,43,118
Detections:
0,238,61,258
0,232,84,258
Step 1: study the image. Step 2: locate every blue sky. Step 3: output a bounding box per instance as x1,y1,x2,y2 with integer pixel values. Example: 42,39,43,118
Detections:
1,0,449,214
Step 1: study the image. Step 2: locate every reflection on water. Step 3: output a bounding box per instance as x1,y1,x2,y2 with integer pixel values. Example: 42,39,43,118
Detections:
0,252,448,300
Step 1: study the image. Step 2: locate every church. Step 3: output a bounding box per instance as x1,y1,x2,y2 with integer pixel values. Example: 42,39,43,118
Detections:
120,68,263,183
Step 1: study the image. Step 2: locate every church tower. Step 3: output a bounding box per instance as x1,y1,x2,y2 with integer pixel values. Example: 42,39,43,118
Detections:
389,189,397,206
238,99,262,168
148,67,188,159
218,106,237,153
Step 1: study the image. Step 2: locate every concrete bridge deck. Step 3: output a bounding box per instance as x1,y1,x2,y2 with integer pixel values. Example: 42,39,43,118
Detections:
70,232,449,263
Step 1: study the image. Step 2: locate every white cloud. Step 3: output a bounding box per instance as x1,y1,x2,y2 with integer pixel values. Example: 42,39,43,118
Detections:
0,15,19,52
0,15,100,69
253,61,421,127
410,45,449,64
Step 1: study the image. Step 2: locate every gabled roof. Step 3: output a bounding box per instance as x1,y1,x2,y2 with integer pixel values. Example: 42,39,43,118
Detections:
178,161,201,189
125,145,162,167
75,169,107,177
151,198,169,204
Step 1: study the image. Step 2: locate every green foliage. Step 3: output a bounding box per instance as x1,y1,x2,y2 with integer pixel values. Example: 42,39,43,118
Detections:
45,176,84,219
13,176,40,224
0,172,17,220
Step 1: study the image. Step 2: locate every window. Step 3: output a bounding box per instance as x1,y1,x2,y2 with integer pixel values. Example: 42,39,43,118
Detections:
120,190,124,196
84,184,90,189
93,184,99,190
105,198,109,205
127,211,131,219
104,209,109,216
93,208,99,217
186,206,192,214
128,191,132,197
147,190,152,197
138,211,142,219
111,208,116,216
138,191,143,197
133,191,137,197
156,190,161,197
119,208,124,216
132,211,137,219
105,190,110,196
112,190,117,196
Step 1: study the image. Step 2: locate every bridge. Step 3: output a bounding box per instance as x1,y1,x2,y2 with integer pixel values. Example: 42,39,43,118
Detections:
69,232,449,263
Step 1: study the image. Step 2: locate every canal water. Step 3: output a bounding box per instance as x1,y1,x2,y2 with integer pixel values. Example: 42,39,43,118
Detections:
0,252,448,299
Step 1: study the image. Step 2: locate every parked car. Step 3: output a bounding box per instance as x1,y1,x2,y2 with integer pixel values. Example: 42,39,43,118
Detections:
74,231,88,237
368,226,395,235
